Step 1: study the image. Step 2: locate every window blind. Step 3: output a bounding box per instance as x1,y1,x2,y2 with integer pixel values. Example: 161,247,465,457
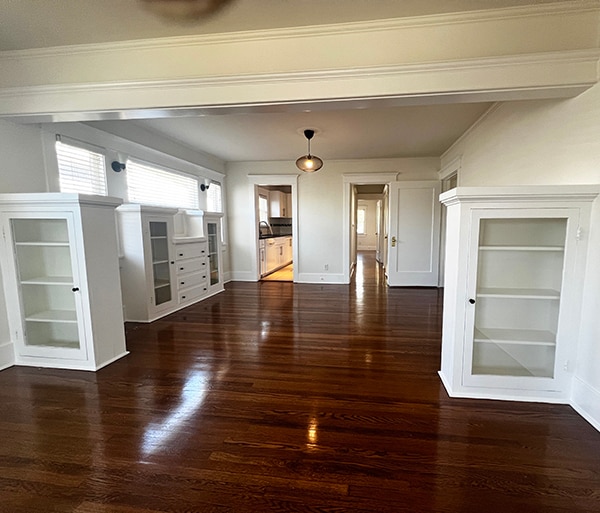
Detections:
55,140,107,195
207,181,223,212
126,159,199,209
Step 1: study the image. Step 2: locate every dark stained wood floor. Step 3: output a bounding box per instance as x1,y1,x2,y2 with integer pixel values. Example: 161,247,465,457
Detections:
1,251,599,512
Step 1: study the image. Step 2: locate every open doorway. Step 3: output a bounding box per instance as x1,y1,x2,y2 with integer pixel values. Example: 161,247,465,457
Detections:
258,185,293,282
249,174,298,283
354,184,388,285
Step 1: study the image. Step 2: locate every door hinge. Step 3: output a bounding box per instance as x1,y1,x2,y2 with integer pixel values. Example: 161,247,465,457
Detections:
576,226,582,241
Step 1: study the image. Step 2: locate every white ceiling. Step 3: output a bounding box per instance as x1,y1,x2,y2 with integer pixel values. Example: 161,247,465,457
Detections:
1,0,563,163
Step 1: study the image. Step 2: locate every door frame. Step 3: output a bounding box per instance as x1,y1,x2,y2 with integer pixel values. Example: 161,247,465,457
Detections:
248,174,299,282
342,173,398,283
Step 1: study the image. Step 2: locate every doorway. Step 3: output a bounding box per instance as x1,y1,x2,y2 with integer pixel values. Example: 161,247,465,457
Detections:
355,184,388,284
248,174,298,283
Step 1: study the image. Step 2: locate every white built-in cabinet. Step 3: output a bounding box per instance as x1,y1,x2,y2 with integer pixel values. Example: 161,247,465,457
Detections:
0,193,128,371
117,206,224,322
117,204,178,322
439,186,599,403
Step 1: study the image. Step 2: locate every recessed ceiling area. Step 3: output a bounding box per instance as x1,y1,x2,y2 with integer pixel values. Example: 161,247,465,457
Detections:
87,101,492,162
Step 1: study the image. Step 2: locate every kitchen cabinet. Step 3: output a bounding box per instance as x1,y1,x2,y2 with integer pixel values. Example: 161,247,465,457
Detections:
262,236,293,276
117,204,178,322
0,193,127,371
269,191,292,218
439,186,598,403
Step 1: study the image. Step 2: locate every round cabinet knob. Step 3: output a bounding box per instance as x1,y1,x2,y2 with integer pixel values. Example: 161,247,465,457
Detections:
468,298,476,304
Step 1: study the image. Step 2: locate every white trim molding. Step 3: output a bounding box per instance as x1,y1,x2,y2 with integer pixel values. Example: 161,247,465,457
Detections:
571,376,600,432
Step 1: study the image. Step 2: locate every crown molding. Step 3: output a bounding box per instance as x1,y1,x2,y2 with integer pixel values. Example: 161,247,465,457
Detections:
1,0,598,60
0,49,597,119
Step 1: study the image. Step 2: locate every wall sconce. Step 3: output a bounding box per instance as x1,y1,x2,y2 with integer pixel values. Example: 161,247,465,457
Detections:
111,161,126,172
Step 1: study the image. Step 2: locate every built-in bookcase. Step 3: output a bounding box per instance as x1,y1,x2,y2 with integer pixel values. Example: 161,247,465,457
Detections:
439,186,598,403
0,193,127,371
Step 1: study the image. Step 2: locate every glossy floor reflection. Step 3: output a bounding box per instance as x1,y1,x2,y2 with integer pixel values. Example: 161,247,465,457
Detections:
0,251,599,512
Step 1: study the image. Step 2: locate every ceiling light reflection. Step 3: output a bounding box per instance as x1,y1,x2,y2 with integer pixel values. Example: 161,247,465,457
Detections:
141,370,209,457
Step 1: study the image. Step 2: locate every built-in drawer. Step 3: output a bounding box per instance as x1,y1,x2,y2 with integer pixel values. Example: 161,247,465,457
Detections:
175,242,207,261
177,271,208,290
176,257,207,275
178,283,208,303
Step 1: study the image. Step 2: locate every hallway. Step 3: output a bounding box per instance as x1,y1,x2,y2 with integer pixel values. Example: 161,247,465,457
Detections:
0,256,599,512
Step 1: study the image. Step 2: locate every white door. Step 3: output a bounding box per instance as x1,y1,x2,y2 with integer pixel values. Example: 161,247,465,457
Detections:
386,181,441,286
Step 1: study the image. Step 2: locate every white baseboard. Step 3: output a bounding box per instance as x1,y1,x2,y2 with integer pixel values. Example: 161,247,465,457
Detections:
358,245,376,250
296,273,348,284
571,376,600,433
230,271,258,282
0,340,15,371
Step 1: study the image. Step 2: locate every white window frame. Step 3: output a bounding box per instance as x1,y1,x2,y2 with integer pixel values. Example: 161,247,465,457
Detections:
125,158,199,209
55,136,108,195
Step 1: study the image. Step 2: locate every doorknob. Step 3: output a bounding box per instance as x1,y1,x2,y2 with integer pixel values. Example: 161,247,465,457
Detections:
391,236,397,247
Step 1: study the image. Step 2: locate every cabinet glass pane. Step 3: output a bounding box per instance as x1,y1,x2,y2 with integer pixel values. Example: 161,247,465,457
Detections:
12,218,69,243
207,222,219,285
472,218,567,378
153,261,172,305
11,218,81,351
149,221,172,306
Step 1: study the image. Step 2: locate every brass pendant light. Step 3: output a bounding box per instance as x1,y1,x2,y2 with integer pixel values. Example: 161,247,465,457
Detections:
295,129,323,173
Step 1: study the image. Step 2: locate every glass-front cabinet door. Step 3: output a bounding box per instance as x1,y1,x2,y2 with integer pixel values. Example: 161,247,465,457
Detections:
463,209,579,391
149,220,172,306
8,214,87,360
207,220,219,287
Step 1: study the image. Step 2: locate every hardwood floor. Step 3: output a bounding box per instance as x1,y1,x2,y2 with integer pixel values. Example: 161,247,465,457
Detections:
261,263,293,281
1,251,599,512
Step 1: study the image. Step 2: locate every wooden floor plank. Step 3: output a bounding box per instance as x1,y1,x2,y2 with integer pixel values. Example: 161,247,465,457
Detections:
0,251,599,512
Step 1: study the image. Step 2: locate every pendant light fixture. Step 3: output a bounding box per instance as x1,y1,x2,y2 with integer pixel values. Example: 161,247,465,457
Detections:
296,129,323,173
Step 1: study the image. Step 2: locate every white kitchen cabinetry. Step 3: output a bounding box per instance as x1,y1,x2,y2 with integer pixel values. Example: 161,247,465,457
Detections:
439,186,598,403
0,193,128,371
262,236,293,276
117,204,178,322
269,191,292,218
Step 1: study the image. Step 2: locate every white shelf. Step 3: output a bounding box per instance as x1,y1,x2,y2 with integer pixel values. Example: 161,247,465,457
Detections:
25,309,77,323
479,245,564,252
474,328,556,346
154,280,170,289
152,259,169,265
20,276,73,285
477,287,560,300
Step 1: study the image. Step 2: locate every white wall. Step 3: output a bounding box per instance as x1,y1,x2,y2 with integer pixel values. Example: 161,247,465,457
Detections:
442,82,600,429
226,158,439,283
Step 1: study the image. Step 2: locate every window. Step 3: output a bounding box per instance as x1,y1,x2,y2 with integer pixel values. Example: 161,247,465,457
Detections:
259,195,269,223
206,181,223,212
126,159,199,209
55,139,107,195
357,206,367,235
